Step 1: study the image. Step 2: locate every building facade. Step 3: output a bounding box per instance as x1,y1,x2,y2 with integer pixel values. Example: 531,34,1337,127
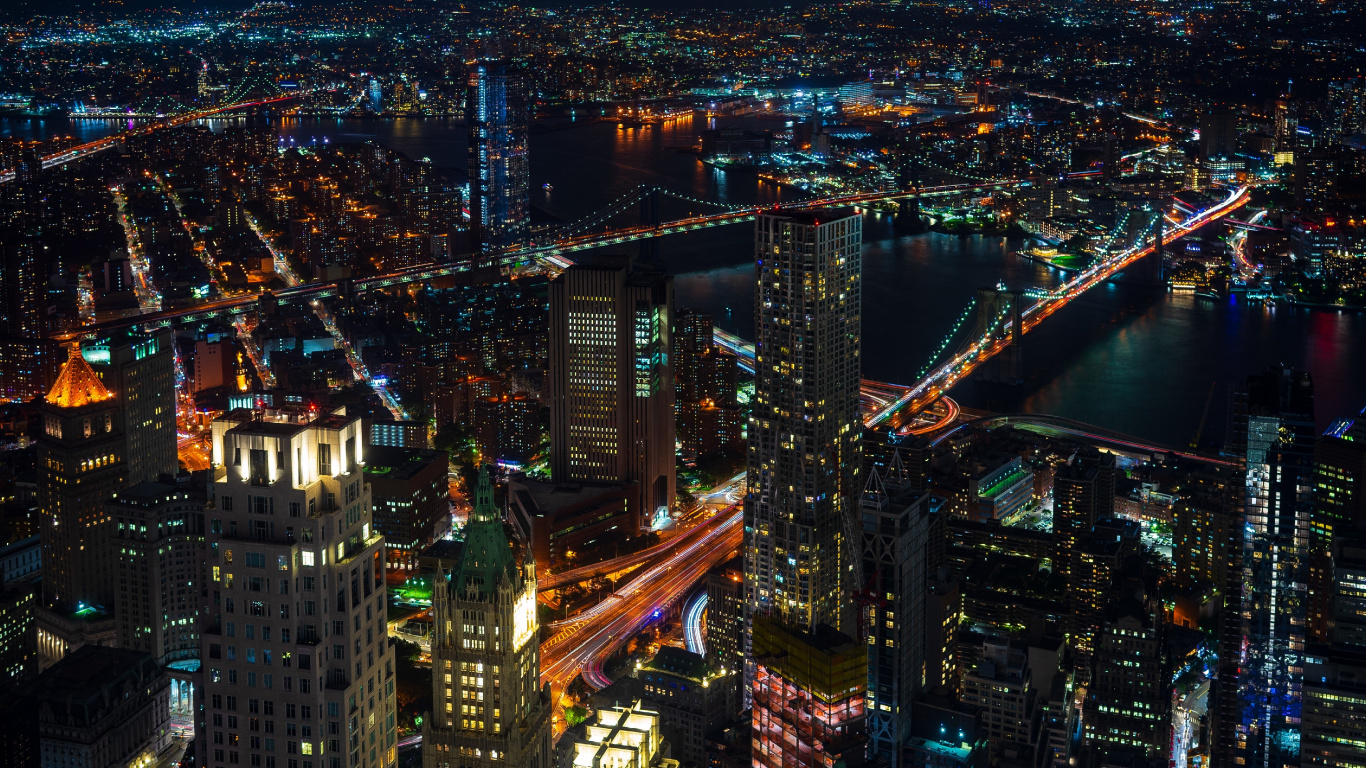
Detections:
199,407,398,768
861,457,937,767
422,466,552,768
364,446,449,570
548,254,675,527
744,208,864,639
109,481,204,668
84,328,178,485
1231,366,1315,768
35,646,171,768
751,617,867,768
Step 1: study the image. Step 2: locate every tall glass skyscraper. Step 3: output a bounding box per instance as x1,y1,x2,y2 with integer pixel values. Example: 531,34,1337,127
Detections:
744,208,864,638
466,60,529,258
1231,366,1315,768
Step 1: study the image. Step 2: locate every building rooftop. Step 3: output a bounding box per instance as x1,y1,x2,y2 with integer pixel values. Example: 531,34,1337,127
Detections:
35,645,161,712
643,646,711,681
760,206,858,226
45,346,113,409
364,446,444,482
109,481,182,506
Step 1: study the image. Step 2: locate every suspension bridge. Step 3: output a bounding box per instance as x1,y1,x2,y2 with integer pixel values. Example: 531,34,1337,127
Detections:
0,80,336,184
45,137,1248,432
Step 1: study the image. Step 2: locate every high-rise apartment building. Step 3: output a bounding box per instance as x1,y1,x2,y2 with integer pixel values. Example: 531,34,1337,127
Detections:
744,208,863,639
36,347,126,614
85,328,178,485
1302,532,1366,768
861,457,937,767
1199,108,1238,160
199,407,398,768
1230,365,1315,768
1171,467,1238,591
1082,560,1169,760
421,466,552,768
705,555,745,687
466,60,529,257
0,235,55,401
548,254,675,527
0,583,35,693
959,638,1043,758
363,446,448,571
109,481,204,667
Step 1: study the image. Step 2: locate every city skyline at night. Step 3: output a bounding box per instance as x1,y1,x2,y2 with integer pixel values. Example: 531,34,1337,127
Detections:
0,1,1363,767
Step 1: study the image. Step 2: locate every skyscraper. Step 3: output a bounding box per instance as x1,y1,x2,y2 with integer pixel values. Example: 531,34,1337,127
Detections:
36,347,126,614
744,208,863,638
421,466,552,768
548,254,675,527
1231,365,1315,768
1199,108,1238,160
84,328,178,485
860,456,937,766
199,407,398,768
0,235,55,401
466,60,529,258
1308,413,1366,641
108,482,204,667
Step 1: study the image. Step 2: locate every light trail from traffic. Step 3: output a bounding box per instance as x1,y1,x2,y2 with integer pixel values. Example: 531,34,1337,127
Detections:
683,592,707,656
539,508,742,728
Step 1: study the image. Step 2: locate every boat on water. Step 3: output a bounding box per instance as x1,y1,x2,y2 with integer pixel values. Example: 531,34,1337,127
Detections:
542,182,553,191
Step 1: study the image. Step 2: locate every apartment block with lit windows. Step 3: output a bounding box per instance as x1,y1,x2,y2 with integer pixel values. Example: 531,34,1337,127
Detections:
744,208,864,640
198,407,397,768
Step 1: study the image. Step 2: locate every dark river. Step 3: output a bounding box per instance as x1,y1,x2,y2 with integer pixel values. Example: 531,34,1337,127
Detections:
8,113,1362,447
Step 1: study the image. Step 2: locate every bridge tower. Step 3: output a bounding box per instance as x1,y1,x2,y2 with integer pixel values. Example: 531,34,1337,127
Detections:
968,287,1025,387
1132,203,1168,286
639,186,661,263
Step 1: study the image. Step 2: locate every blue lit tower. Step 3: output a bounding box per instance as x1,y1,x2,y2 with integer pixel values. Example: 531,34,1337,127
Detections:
1230,365,1315,768
466,60,529,259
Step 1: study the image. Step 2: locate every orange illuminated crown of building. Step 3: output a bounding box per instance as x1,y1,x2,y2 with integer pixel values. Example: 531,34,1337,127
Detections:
45,345,113,408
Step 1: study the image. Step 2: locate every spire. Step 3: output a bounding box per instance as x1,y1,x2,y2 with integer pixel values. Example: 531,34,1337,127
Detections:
887,449,907,488
45,345,113,409
471,463,497,523
451,465,516,598
862,466,888,510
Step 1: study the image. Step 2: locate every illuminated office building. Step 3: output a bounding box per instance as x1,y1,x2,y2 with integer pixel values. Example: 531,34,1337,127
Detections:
744,208,863,638
466,60,529,257
198,407,398,768
422,467,552,768
548,254,675,528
